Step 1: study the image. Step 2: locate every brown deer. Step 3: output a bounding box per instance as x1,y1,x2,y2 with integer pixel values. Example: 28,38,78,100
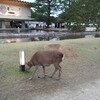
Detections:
26,50,63,80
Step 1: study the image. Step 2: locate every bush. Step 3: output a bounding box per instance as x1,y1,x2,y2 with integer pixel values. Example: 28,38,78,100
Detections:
30,36,48,41
30,37,37,41
69,25,85,32
95,34,100,38
60,34,85,40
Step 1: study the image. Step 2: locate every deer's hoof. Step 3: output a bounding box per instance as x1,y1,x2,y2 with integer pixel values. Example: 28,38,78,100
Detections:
29,77,33,80
38,76,41,78
55,78,60,81
49,76,53,78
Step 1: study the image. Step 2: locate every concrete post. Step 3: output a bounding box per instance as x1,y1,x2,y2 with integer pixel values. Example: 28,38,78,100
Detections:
22,21,25,29
1,20,6,29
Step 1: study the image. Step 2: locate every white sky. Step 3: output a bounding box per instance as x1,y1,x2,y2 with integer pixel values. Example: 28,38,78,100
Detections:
21,0,35,3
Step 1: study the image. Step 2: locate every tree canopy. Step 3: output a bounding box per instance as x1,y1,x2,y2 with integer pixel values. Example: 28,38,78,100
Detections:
31,0,67,27
31,0,100,31
60,0,100,31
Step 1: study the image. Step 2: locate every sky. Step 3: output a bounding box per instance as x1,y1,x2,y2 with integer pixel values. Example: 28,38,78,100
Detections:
21,0,35,3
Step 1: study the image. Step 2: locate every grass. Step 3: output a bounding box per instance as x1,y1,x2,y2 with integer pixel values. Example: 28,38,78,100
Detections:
0,42,44,82
0,38,100,100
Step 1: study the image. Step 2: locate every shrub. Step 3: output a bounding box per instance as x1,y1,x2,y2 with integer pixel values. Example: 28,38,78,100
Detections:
69,25,85,32
95,34,100,38
60,34,85,40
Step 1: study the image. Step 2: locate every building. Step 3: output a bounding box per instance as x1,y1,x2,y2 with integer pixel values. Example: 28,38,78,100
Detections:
0,0,33,30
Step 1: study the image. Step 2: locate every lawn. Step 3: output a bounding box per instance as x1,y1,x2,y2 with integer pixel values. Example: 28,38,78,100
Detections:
0,38,100,100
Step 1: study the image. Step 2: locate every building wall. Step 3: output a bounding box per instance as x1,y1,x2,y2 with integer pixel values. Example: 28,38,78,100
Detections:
0,4,31,20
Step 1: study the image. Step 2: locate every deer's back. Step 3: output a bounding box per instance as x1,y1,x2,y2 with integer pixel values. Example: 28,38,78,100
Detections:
33,50,63,66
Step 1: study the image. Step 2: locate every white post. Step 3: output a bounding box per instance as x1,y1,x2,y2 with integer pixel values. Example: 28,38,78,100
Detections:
18,27,20,33
22,21,25,29
19,50,25,71
1,20,6,29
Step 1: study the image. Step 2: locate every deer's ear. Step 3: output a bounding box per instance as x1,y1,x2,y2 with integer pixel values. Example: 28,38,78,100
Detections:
26,62,33,67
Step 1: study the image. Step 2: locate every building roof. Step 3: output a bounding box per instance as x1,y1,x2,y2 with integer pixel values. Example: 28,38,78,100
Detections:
12,0,32,4
0,0,32,7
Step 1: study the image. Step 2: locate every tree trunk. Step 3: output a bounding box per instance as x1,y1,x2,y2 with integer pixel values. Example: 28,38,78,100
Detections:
47,0,52,28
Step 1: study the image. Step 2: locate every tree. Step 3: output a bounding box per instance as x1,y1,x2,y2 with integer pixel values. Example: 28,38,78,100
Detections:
31,0,66,28
60,0,100,31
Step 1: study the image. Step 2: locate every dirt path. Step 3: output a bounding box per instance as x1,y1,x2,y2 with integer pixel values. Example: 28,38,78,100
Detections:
1,61,100,100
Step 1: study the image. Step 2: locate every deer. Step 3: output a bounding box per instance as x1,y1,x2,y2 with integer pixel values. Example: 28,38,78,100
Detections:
26,50,63,80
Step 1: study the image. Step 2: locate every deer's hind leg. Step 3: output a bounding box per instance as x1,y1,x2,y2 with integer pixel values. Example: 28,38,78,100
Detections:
50,63,61,80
